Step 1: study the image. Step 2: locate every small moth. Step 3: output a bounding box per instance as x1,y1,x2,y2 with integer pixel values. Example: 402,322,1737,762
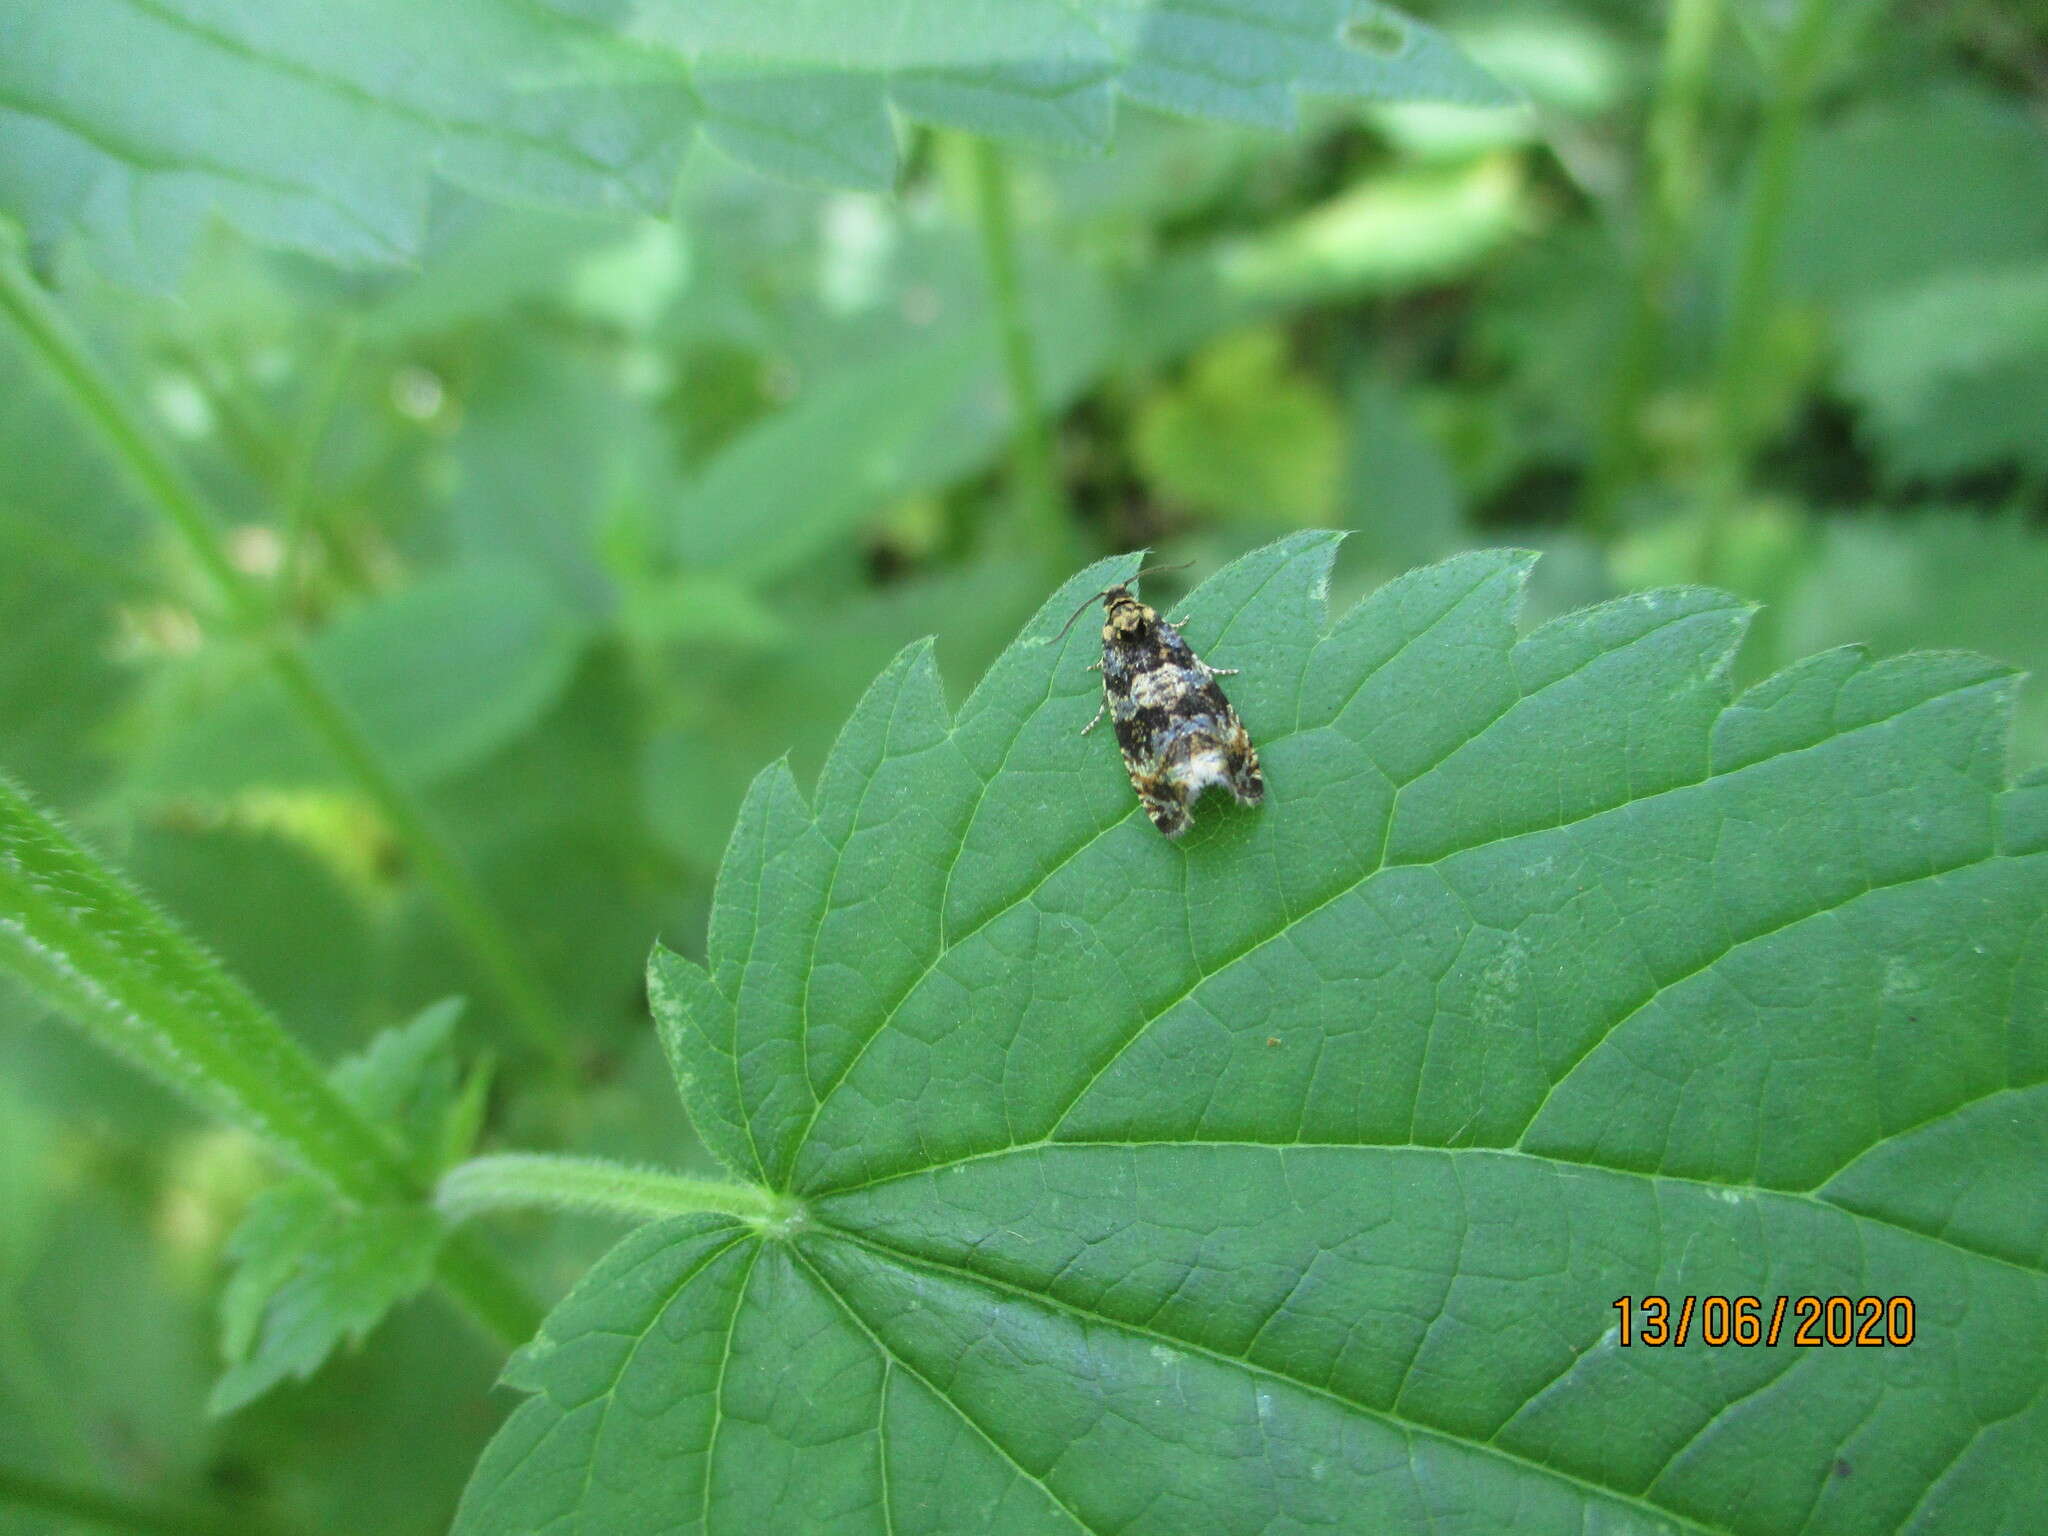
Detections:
1058,564,1265,838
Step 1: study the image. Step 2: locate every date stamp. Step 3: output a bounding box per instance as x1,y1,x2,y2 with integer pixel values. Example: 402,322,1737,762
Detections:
1613,1295,1916,1348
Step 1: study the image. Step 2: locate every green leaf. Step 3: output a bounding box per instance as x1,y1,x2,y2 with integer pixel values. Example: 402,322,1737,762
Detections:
1769,511,2048,773
210,1183,441,1416
1778,87,2048,308
642,560,1048,871
139,561,590,799
632,0,1512,145
0,776,541,1367
327,998,478,1175
1,2,1504,279
444,341,659,617
0,0,699,285
1121,155,1528,365
1132,326,1343,525
210,1002,475,1415
460,535,2048,1533
670,332,991,580
1836,264,2048,482
670,245,1114,584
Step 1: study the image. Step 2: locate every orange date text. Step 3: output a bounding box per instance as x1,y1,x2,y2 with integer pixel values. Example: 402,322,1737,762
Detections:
1611,1295,1915,1347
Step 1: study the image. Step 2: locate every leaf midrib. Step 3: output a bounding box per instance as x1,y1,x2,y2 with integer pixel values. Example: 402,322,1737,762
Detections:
809,1137,2048,1283
787,618,2005,1191
781,546,1340,1171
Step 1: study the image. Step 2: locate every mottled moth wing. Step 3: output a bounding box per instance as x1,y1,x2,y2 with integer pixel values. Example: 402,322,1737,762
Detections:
1102,612,1264,838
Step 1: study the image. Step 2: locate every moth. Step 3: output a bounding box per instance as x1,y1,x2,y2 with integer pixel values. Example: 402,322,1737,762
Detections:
1058,564,1265,838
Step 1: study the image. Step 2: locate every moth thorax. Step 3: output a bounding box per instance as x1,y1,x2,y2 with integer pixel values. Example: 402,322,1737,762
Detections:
1105,596,1152,637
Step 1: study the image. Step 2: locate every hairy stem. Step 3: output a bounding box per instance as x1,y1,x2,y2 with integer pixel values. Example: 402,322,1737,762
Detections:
0,253,568,1073
439,1153,799,1228
1698,0,1834,574
0,775,541,1349
1586,0,1725,532
966,135,1074,567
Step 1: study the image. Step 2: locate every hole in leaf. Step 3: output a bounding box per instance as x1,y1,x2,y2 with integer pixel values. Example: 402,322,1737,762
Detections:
1342,13,1407,57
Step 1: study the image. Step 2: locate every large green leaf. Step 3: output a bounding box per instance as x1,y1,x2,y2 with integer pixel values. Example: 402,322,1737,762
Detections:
0,0,698,285
458,535,2048,1533
1,2,1504,281
630,0,1510,157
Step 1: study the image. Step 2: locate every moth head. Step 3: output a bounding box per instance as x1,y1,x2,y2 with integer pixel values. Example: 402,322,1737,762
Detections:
1051,561,1193,644
1102,586,1152,638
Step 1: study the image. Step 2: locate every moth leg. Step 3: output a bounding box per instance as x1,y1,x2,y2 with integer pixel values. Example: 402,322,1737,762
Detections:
1084,659,1102,671
1079,697,1107,735
1200,662,1240,678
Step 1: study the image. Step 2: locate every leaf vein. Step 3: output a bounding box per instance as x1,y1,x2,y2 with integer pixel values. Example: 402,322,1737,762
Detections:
822,1228,1734,1536
789,1244,1098,1535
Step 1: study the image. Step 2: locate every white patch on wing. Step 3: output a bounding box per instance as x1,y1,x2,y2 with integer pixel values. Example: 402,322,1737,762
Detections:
1129,666,1196,711
1170,745,1232,794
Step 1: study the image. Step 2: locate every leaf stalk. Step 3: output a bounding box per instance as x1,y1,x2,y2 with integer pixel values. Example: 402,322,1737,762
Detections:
438,1153,801,1230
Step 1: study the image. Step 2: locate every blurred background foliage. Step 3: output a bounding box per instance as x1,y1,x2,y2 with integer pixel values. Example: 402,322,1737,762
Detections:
2,1,2047,1531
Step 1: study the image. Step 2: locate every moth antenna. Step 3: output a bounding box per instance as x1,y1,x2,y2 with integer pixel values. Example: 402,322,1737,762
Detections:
1049,560,1194,643
1052,590,1109,643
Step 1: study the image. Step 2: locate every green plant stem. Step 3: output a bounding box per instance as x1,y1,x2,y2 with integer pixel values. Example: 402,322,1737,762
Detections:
0,1463,321,1536
1698,0,1834,574
965,136,1074,567
434,1230,546,1342
1587,0,1724,533
438,1153,797,1227
0,775,541,1349
0,776,411,1201
279,318,359,612
0,254,569,1074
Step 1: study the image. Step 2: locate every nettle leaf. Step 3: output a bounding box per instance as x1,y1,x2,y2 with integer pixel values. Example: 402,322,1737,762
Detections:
0,0,700,285
1,1,1504,279
460,534,2048,1534
212,1001,476,1415
211,1183,442,1416
633,0,1510,163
